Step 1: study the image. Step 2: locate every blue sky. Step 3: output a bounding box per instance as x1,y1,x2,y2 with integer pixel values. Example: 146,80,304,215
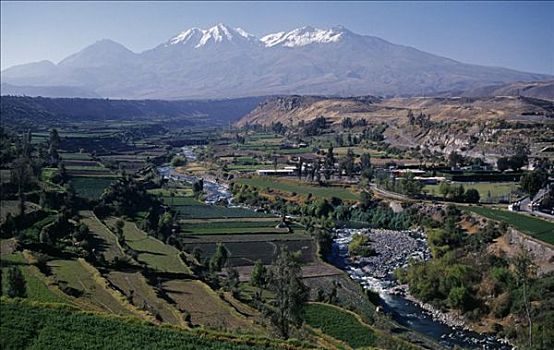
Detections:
1,1,553,74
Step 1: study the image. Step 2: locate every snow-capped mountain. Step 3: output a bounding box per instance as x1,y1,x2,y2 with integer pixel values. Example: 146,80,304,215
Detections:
166,24,259,48
261,26,347,47
2,23,551,99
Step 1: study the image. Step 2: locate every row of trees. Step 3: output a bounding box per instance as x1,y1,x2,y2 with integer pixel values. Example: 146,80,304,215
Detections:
437,182,480,203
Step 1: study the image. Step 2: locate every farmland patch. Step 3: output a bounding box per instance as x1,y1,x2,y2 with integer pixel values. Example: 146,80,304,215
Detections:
162,279,257,332
105,218,190,274
304,303,376,349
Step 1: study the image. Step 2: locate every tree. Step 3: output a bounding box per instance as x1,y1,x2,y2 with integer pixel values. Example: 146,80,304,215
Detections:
267,247,308,339
452,184,465,202
360,153,371,172
192,179,204,198
49,128,61,165
171,155,187,167
448,286,469,311
2,213,17,237
323,147,335,180
251,259,266,288
7,266,27,298
209,243,228,272
448,151,463,168
464,188,480,203
497,157,510,172
400,172,423,197
225,267,240,297
520,169,548,197
341,117,353,129
438,181,451,199
341,148,355,178
360,190,373,210
513,247,536,348
157,212,173,241
510,153,528,171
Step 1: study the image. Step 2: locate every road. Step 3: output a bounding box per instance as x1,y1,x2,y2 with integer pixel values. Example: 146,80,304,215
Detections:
518,196,554,222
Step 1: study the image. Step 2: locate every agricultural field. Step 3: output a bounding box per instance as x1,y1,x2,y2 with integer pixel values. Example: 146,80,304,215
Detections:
0,250,69,304
104,218,191,274
47,258,139,316
0,200,40,223
160,196,201,206
425,181,518,203
0,169,12,183
162,279,258,332
173,203,271,219
147,188,192,197
150,187,275,235
60,152,93,160
304,303,376,349
106,271,184,326
0,300,302,350
333,146,386,157
463,206,554,244
80,211,126,262
180,219,294,235
227,164,270,172
234,176,358,201
180,233,315,266
70,176,117,200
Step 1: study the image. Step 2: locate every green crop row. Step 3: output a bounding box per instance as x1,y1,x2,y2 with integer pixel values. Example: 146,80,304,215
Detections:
1,300,308,350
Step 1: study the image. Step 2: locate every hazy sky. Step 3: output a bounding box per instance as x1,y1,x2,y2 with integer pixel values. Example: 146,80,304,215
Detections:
1,1,553,74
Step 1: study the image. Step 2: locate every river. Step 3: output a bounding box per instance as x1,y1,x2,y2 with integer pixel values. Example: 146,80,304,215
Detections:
162,146,512,350
329,228,512,350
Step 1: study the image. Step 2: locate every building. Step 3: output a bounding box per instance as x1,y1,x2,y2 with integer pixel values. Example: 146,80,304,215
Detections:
256,168,296,176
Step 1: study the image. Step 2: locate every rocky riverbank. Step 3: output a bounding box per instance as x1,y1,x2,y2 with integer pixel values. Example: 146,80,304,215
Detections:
331,227,512,349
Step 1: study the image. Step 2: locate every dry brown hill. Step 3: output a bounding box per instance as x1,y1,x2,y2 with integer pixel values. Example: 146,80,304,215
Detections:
237,95,554,126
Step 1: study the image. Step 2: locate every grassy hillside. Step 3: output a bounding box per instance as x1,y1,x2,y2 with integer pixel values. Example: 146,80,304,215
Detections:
0,299,310,350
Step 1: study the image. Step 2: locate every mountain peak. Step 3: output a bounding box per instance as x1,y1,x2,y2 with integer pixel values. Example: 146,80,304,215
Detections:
58,39,134,67
167,23,258,48
261,25,349,48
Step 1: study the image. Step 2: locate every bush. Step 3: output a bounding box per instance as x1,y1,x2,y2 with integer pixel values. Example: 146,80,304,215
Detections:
171,155,187,167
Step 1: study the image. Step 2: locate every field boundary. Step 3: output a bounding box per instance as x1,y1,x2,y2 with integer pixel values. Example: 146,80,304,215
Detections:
78,258,155,321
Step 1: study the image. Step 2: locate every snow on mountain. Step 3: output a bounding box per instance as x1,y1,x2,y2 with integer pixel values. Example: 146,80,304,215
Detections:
167,23,259,48
261,26,346,47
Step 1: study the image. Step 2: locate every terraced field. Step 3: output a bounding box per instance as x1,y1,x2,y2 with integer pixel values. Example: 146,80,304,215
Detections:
181,233,315,266
47,258,139,316
0,200,40,223
106,271,184,326
304,303,377,349
181,219,292,235
81,211,126,261
71,176,117,200
0,250,69,304
1,300,298,350
163,279,258,332
105,218,191,274
173,203,271,219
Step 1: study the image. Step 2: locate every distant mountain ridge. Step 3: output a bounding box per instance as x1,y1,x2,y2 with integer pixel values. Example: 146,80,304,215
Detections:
2,23,551,99
0,95,263,127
